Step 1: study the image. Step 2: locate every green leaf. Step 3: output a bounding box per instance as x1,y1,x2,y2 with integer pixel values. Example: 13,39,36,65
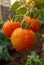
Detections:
36,32,40,40
29,8,39,18
17,16,23,23
16,7,27,15
12,15,23,23
0,46,3,59
38,8,44,21
10,1,22,11
3,49,14,61
0,31,13,61
40,8,44,19
30,51,39,59
22,21,26,29
0,23,3,29
39,0,44,4
25,51,44,65
0,31,9,41
40,59,44,65
26,24,31,29
25,51,41,65
25,61,32,65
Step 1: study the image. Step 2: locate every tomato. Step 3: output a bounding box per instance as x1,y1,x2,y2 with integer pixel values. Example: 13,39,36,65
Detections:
26,16,41,32
2,20,21,38
11,28,36,51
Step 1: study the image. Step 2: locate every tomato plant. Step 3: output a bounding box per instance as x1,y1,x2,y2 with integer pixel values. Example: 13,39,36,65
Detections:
0,0,44,64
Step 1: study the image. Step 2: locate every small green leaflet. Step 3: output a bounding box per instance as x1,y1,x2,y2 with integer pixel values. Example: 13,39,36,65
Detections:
25,51,44,65
10,1,22,11
16,7,27,15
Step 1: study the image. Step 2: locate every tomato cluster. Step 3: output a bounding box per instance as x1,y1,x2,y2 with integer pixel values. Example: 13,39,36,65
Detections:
2,16,41,52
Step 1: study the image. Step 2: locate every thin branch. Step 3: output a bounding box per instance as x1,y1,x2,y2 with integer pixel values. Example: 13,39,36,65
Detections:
21,8,30,24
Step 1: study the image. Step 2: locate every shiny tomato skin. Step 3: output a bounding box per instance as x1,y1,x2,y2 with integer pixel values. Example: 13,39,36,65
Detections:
11,28,36,51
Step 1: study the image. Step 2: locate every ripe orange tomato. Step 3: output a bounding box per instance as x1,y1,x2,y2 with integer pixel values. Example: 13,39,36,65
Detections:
2,21,21,38
26,16,41,32
11,28,36,51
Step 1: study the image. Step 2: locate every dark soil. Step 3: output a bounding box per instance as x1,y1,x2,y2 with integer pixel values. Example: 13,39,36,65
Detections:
0,24,44,65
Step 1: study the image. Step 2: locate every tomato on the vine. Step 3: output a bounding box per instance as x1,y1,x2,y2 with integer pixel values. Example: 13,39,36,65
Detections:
11,28,36,51
26,16,41,32
2,20,21,38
